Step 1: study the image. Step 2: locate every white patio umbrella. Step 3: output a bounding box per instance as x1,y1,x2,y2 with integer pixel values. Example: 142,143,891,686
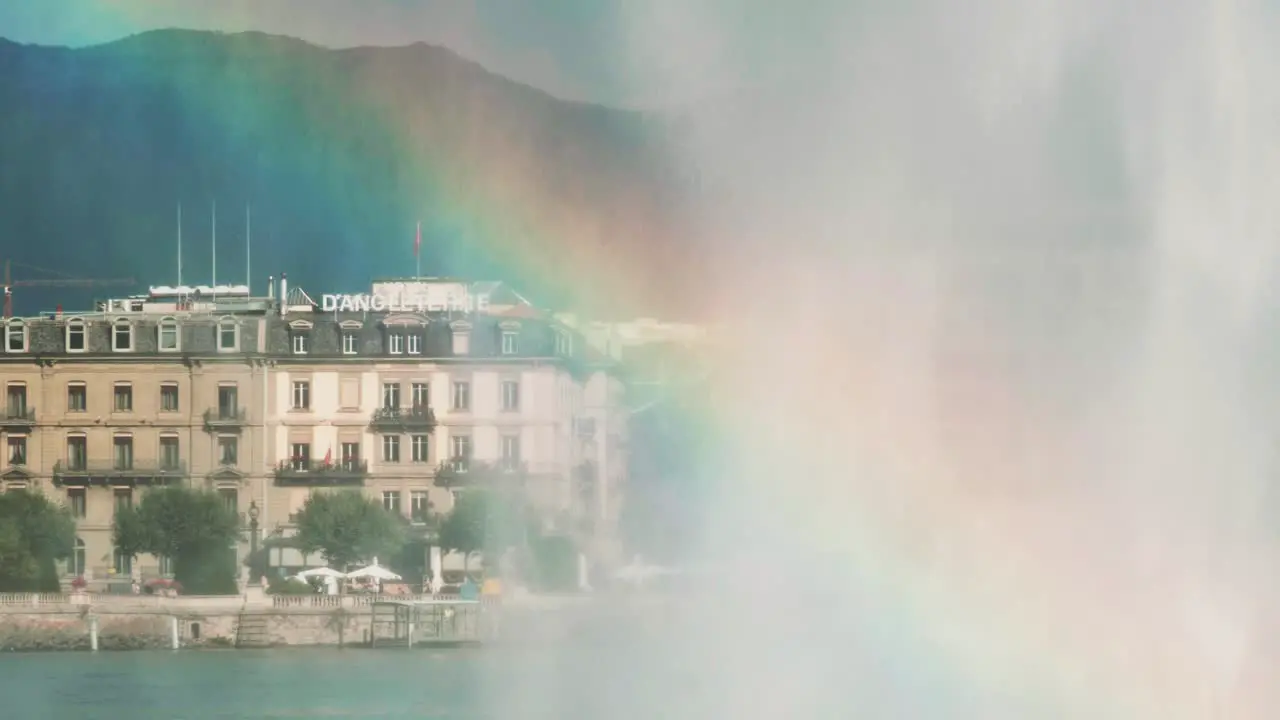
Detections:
344,559,402,581
295,566,345,580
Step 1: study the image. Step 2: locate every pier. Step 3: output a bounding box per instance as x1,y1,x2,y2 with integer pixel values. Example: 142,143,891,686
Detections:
368,598,494,648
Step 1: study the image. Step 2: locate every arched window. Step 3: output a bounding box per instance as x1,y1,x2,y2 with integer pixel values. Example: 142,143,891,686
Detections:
157,316,179,352
111,318,133,352
217,316,239,352
69,538,86,577
4,318,27,353
65,317,86,353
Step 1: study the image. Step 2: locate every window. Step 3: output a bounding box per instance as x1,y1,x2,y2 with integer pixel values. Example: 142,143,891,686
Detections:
450,430,471,458
342,332,358,355
113,435,133,470
217,385,238,418
388,332,404,355
5,383,26,416
67,490,86,518
410,491,430,522
67,383,86,412
69,538,86,576
4,319,27,352
292,381,310,410
411,434,429,463
218,436,238,466
158,317,179,352
160,383,179,412
114,488,133,513
501,435,521,471
501,331,518,355
159,436,180,470
555,331,573,356
217,317,238,352
340,442,360,470
501,380,520,412
6,436,26,465
451,381,470,411
292,333,308,354
382,491,401,513
451,326,471,355
407,334,421,355
65,318,86,352
289,443,311,470
113,383,133,412
382,435,400,463
217,488,237,514
112,319,133,352
411,382,429,409
66,435,87,471
113,548,132,575
382,383,401,410
158,555,173,576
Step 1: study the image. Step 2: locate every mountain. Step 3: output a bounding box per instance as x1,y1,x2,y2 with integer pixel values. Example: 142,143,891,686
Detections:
0,30,703,319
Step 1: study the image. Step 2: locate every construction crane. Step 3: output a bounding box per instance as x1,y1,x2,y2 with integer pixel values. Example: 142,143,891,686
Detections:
3,259,136,318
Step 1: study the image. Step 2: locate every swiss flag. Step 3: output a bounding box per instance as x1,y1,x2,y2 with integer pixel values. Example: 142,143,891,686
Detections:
414,221,421,257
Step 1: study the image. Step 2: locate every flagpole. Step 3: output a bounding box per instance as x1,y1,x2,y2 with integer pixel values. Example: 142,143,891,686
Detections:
415,221,421,279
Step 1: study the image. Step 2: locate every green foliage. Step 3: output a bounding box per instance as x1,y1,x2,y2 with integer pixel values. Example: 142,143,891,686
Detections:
292,491,406,570
438,491,528,572
0,490,76,592
113,486,241,595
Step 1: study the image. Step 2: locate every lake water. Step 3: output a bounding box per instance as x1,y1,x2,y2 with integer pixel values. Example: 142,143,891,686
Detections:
0,604,721,720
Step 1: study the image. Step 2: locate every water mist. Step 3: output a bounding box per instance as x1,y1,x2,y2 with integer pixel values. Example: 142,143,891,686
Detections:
484,1,1280,718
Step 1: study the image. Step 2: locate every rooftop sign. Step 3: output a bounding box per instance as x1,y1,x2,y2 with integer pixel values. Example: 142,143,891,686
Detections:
320,292,489,314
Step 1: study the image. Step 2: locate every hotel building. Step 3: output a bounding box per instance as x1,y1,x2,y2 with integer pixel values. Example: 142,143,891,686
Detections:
0,275,624,586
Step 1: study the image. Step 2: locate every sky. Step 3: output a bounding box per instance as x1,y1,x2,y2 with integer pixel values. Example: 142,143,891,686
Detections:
0,0,645,105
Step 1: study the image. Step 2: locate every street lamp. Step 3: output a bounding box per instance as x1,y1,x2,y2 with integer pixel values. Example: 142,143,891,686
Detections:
248,500,261,584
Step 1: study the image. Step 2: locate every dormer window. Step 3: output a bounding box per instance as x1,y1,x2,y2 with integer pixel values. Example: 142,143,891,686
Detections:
388,331,404,355
288,319,312,355
217,317,239,352
499,321,520,356
407,333,421,355
4,319,27,353
338,319,362,355
112,319,133,352
450,320,472,356
555,330,573,356
157,317,180,352
65,318,86,353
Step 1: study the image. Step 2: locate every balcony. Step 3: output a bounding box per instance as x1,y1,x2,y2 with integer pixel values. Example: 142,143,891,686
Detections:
368,405,436,433
273,459,369,487
0,406,35,430
203,407,248,433
52,460,188,487
433,459,526,488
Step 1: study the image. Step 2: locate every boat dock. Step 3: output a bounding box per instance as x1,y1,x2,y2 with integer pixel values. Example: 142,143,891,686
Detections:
368,598,497,648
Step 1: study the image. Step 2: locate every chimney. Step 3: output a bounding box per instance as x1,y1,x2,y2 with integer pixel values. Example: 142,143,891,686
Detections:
279,273,288,317
267,275,275,300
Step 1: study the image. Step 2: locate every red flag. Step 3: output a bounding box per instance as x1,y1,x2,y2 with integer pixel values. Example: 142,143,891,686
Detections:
323,447,332,466
414,222,421,257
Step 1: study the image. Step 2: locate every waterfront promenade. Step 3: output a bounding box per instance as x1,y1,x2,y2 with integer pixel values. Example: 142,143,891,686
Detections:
0,589,589,651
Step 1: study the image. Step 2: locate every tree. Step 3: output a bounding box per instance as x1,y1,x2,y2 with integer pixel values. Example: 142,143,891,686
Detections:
113,486,241,595
0,489,76,592
293,490,406,569
438,491,527,574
